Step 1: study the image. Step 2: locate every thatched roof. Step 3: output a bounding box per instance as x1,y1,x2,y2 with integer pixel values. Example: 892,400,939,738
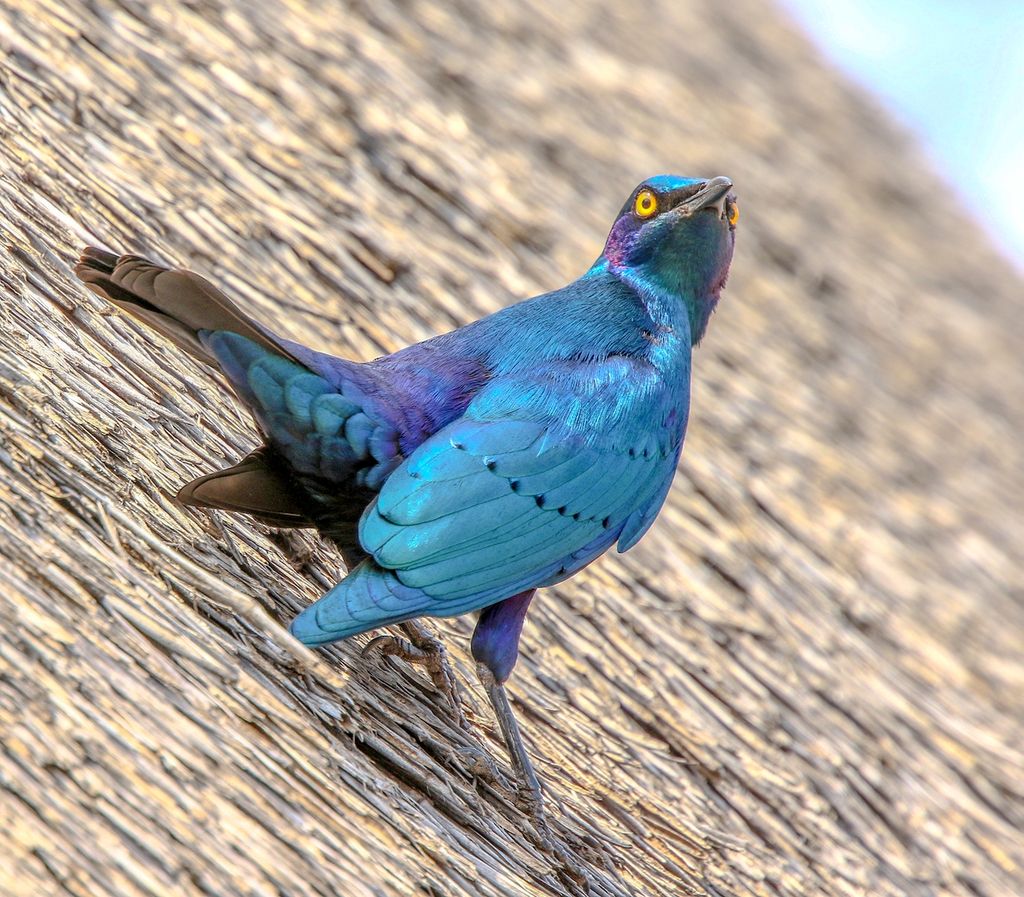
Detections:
1,1,1022,895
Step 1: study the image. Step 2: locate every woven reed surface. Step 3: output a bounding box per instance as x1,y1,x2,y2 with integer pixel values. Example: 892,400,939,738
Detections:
1,1,1023,895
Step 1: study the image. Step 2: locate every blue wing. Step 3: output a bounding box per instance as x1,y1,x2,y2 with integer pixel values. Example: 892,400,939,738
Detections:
206,332,404,493
362,417,675,595
290,358,685,645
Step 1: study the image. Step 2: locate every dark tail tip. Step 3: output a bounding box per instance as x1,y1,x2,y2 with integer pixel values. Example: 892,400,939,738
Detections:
74,246,120,280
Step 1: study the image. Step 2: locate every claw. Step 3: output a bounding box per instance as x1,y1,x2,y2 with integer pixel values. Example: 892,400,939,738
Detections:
362,622,469,731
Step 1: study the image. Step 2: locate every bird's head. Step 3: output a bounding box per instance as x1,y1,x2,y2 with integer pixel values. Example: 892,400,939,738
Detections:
601,175,737,342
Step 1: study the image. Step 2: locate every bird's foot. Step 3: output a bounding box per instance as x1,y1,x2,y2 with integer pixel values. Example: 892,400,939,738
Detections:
502,771,544,820
362,621,468,730
453,742,505,784
506,783,587,894
513,781,560,858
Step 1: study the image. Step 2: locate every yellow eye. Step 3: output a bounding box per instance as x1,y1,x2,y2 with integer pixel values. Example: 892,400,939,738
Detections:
727,200,739,226
634,189,658,219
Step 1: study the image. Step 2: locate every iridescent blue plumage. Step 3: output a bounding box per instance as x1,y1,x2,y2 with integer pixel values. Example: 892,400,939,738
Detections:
74,173,737,810
288,176,737,653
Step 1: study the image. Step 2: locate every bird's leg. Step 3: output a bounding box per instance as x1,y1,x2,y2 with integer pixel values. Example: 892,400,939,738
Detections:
473,595,589,888
477,662,543,814
362,619,468,730
470,591,544,815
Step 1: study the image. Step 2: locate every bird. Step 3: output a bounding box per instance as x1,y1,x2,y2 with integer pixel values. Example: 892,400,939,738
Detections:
73,174,738,817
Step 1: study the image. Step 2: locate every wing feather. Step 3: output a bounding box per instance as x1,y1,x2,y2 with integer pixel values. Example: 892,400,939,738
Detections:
359,413,675,608
292,355,688,643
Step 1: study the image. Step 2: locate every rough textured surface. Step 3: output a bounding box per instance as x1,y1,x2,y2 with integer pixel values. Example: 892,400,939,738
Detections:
1,1,1023,895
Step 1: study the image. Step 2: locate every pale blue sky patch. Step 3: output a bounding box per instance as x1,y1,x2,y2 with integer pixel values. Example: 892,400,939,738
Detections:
780,0,1024,266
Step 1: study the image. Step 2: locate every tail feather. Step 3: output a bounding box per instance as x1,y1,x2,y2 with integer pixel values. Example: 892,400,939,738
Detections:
177,447,314,528
74,246,382,560
74,247,298,365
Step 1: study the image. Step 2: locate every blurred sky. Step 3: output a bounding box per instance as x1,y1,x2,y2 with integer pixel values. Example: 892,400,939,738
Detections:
781,0,1024,268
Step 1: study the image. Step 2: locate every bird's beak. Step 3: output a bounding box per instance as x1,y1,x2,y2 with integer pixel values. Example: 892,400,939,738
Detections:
676,176,733,216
